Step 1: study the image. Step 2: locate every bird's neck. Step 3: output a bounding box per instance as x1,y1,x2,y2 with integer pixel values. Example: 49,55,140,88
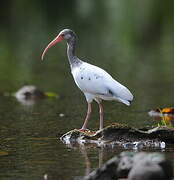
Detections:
67,39,81,68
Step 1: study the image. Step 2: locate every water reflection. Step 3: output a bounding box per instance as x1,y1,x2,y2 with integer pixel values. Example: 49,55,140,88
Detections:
71,144,105,178
61,139,169,179
79,145,91,176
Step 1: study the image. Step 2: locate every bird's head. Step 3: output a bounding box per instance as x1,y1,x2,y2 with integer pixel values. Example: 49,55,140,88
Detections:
41,29,76,60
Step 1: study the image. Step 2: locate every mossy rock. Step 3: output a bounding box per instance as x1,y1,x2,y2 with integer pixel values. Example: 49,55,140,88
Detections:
60,123,174,146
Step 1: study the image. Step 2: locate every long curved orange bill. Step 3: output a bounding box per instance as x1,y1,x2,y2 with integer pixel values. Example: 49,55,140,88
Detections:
41,35,63,60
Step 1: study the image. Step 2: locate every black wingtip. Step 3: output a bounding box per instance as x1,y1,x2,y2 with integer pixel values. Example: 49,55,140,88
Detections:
128,100,132,105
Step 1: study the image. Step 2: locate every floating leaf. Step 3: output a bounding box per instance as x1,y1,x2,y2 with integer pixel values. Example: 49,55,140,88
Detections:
159,107,174,114
44,92,59,98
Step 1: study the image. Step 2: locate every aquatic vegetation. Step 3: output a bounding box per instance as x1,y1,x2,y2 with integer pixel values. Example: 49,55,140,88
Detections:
148,107,174,128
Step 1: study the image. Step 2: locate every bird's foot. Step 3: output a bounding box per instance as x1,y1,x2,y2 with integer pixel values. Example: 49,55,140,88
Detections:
79,128,96,135
79,128,90,132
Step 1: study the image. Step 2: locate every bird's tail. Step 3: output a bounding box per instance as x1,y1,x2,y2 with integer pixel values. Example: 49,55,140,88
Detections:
117,97,132,106
107,80,133,106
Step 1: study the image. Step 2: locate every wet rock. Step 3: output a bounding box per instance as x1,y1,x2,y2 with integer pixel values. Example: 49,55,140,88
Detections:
15,85,45,105
128,152,173,180
128,162,165,180
145,153,173,180
84,152,173,180
60,123,174,148
116,152,135,178
84,156,119,180
15,85,45,100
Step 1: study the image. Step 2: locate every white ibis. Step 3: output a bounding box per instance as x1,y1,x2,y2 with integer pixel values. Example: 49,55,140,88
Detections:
41,29,133,130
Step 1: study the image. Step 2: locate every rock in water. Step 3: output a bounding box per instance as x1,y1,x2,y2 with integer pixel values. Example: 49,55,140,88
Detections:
60,123,174,148
128,163,165,180
84,156,119,180
84,152,173,180
15,85,45,105
128,152,173,180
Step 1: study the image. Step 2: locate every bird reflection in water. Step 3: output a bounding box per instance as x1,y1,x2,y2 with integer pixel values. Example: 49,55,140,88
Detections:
63,141,113,178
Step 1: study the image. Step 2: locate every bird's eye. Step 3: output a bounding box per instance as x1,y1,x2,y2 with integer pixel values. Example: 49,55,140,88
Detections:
61,34,65,37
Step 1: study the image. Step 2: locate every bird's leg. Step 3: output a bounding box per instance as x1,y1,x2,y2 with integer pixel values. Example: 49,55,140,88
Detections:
81,103,92,130
98,103,104,130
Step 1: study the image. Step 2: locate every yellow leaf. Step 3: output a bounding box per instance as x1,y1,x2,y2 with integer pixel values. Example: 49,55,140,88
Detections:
44,92,59,98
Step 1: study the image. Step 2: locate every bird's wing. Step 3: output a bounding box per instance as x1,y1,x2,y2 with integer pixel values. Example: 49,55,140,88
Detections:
72,62,108,94
107,78,133,102
72,62,131,99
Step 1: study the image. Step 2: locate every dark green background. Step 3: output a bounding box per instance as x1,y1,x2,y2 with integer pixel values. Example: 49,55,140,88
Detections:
0,0,174,179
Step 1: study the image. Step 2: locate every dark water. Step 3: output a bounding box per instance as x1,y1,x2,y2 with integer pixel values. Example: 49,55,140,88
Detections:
0,1,174,179
0,96,174,180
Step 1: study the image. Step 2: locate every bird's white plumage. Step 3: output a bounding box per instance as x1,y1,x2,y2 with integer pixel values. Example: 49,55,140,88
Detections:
71,62,133,105
42,29,133,130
